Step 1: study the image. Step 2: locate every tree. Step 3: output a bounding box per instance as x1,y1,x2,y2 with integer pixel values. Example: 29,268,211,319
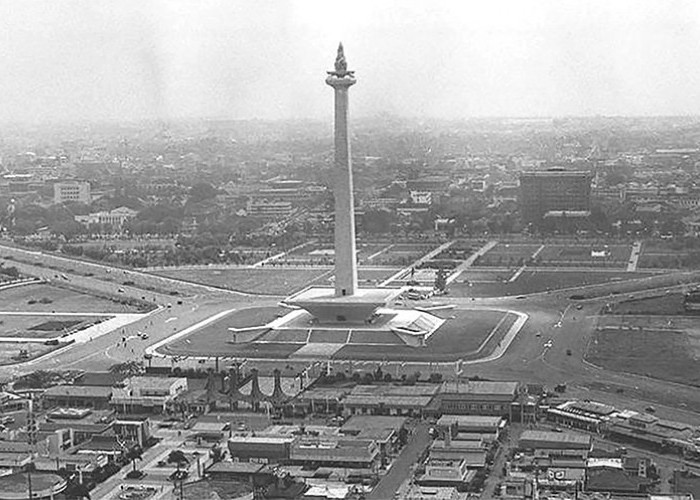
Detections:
189,182,218,203
167,450,189,471
125,446,142,472
109,361,144,376
210,444,226,463
434,267,448,292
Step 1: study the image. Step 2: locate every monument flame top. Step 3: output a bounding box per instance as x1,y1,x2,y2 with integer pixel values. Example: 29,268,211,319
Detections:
327,42,355,78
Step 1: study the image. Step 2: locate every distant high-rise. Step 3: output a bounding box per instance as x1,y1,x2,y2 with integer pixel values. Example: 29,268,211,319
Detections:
326,43,358,297
519,169,593,224
53,180,91,204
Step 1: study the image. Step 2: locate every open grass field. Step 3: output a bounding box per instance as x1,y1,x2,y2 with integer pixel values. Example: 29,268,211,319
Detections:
260,329,310,342
333,309,512,362
637,240,697,269
153,267,400,295
673,471,700,497
474,243,541,267
225,306,288,328
0,342,62,365
153,268,330,295
456,270,512,283
0,284,144,313
0,314,108,339
586,327,700,387
369,244,437,267
606,293,694,316
358,268,402,284
535,244,631,267
569,271,700,300
449,270,654,298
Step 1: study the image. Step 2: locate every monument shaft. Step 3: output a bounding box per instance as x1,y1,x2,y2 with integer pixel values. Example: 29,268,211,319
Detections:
326,44,358,297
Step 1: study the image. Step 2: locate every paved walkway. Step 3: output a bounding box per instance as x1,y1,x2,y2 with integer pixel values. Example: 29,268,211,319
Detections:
252,240,316,268
380,240,455,287
369,422,431,500
447,240,499,285
507,243,545,283
627,240,642,272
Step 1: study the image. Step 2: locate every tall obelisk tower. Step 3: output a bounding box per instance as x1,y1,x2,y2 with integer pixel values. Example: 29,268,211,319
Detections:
326,43,358,297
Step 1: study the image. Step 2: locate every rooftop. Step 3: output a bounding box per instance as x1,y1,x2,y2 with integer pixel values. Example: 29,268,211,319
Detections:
437,415,504,427
285,286,403,305
43,385,112,399
207,461,268,475
440,380,518,396
519,430,592,447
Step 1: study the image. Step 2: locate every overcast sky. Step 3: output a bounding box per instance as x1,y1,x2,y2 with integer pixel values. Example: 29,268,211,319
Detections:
1,0,700,123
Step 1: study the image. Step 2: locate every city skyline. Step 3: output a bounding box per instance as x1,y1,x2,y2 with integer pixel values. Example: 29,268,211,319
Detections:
1,0,700,124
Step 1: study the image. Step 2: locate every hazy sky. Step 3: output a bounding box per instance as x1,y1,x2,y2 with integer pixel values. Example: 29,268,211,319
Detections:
1,0,700,123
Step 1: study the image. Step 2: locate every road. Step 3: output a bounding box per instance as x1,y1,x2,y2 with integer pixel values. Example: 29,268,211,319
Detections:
3,240,700,428
369,422,431,500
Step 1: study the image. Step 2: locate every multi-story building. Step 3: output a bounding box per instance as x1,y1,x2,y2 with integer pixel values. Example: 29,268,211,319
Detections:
519,169,592,224
53,181,91,204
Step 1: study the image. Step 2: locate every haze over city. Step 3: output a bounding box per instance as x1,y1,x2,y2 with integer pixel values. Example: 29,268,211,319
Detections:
4,2,700,499
2,0,700,123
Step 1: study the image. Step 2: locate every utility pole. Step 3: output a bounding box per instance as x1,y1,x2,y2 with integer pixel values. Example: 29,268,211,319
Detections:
26,394,36,500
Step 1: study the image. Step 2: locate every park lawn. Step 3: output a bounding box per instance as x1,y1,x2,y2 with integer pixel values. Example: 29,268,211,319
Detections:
333,309,509,362
586,328,700,387
154,268,330,295
0,284,143,313
225,307,288,328
259,329,310,342
349,330,404,344
449,270,654,298
358,268,402,283
606,293,695,316
539,243,632,263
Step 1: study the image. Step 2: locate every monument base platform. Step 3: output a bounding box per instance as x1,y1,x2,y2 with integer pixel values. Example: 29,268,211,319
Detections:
266,306,445,348
283,287,404,324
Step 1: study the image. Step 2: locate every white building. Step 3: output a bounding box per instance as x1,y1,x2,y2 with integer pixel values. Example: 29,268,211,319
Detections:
75,207,137,229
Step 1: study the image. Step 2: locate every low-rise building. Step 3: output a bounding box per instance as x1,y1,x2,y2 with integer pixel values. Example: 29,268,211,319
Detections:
42,385,112,410
518,430,592,454
289,437,380,470
228,435,294,463
342,385,438,418
110,376,187,414
417,458,476,488
430,381,519,418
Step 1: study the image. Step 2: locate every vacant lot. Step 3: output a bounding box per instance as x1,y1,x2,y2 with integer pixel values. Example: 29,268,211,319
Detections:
0,315,107,339
0,342,61,365
586,328,700,387
0,284,144,313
